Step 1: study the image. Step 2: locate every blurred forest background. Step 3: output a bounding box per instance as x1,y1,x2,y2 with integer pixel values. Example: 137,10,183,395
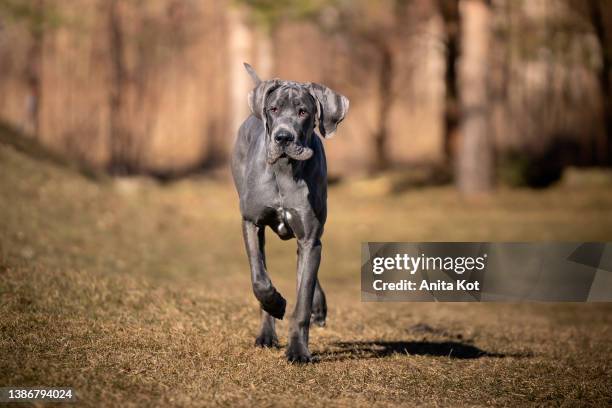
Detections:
1,0,611,193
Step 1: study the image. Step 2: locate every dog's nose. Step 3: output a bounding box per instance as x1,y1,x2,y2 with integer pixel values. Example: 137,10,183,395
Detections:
274,131,294,145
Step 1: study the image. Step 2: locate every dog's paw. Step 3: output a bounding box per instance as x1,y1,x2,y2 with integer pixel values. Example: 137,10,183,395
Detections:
255,332,279,348
311,310,326,328
285,343,313,364
259,289,286,320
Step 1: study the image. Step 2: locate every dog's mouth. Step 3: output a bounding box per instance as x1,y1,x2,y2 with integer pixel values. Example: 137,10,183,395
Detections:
267,142,313,164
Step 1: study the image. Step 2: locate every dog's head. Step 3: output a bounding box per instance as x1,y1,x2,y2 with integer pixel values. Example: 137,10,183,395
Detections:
244,63,349,165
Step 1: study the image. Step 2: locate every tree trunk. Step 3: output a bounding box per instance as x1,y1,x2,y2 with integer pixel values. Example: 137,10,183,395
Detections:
107,0,131,174
372,43,393,172
588,0,612,164
24,0,44,137
456,0,494,194
228,6,253,136
438,0,461,165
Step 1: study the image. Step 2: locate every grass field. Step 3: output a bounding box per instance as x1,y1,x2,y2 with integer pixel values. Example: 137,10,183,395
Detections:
1,138,612,407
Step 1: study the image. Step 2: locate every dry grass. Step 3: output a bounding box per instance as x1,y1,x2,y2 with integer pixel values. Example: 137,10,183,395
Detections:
1,138,612,407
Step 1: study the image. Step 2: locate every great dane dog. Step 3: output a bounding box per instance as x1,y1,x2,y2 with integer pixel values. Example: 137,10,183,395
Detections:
231,63,349,362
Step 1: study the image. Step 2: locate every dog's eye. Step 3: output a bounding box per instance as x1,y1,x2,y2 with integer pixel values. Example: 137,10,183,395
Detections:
269,107,278,113
298,109,307,117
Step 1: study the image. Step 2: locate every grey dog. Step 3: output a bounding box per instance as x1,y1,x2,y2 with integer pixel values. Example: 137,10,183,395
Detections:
231,63,349,362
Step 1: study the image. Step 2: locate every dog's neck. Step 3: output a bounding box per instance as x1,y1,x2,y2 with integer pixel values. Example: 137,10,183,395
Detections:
269,157,306,180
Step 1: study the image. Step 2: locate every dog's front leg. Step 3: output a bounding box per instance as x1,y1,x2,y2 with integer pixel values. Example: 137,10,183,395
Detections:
286,238,321,363
242,220,286,320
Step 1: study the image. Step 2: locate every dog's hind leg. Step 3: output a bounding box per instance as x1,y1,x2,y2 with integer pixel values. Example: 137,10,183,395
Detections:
255,308,279,347
311,278,327,327
242,220,286,320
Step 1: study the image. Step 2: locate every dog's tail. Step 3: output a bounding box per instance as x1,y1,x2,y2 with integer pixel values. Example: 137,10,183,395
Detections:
243,62,261,85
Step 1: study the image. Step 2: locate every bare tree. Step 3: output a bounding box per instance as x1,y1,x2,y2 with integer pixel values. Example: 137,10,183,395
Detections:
373,38,393,172
0,0,53,137
228,5,253,137
437,0,461,165
585,0,612,163
107,0,132,174
329,1,409,172
456,0,494,193
24,0,45,137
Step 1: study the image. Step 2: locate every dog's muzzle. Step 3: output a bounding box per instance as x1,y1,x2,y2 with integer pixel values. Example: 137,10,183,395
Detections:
267,132,313,164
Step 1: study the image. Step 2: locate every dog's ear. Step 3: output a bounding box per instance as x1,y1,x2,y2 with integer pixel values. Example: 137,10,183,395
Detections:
247,79,280,121
307,83,350,138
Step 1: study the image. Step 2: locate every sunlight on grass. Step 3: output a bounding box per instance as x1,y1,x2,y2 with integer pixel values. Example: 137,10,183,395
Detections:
1,142,611,406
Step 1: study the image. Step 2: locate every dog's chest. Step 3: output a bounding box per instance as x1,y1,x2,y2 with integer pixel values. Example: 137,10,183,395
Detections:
242,171,309,229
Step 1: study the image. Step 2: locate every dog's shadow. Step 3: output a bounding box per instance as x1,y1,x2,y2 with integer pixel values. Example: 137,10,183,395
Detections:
316,340,522,362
